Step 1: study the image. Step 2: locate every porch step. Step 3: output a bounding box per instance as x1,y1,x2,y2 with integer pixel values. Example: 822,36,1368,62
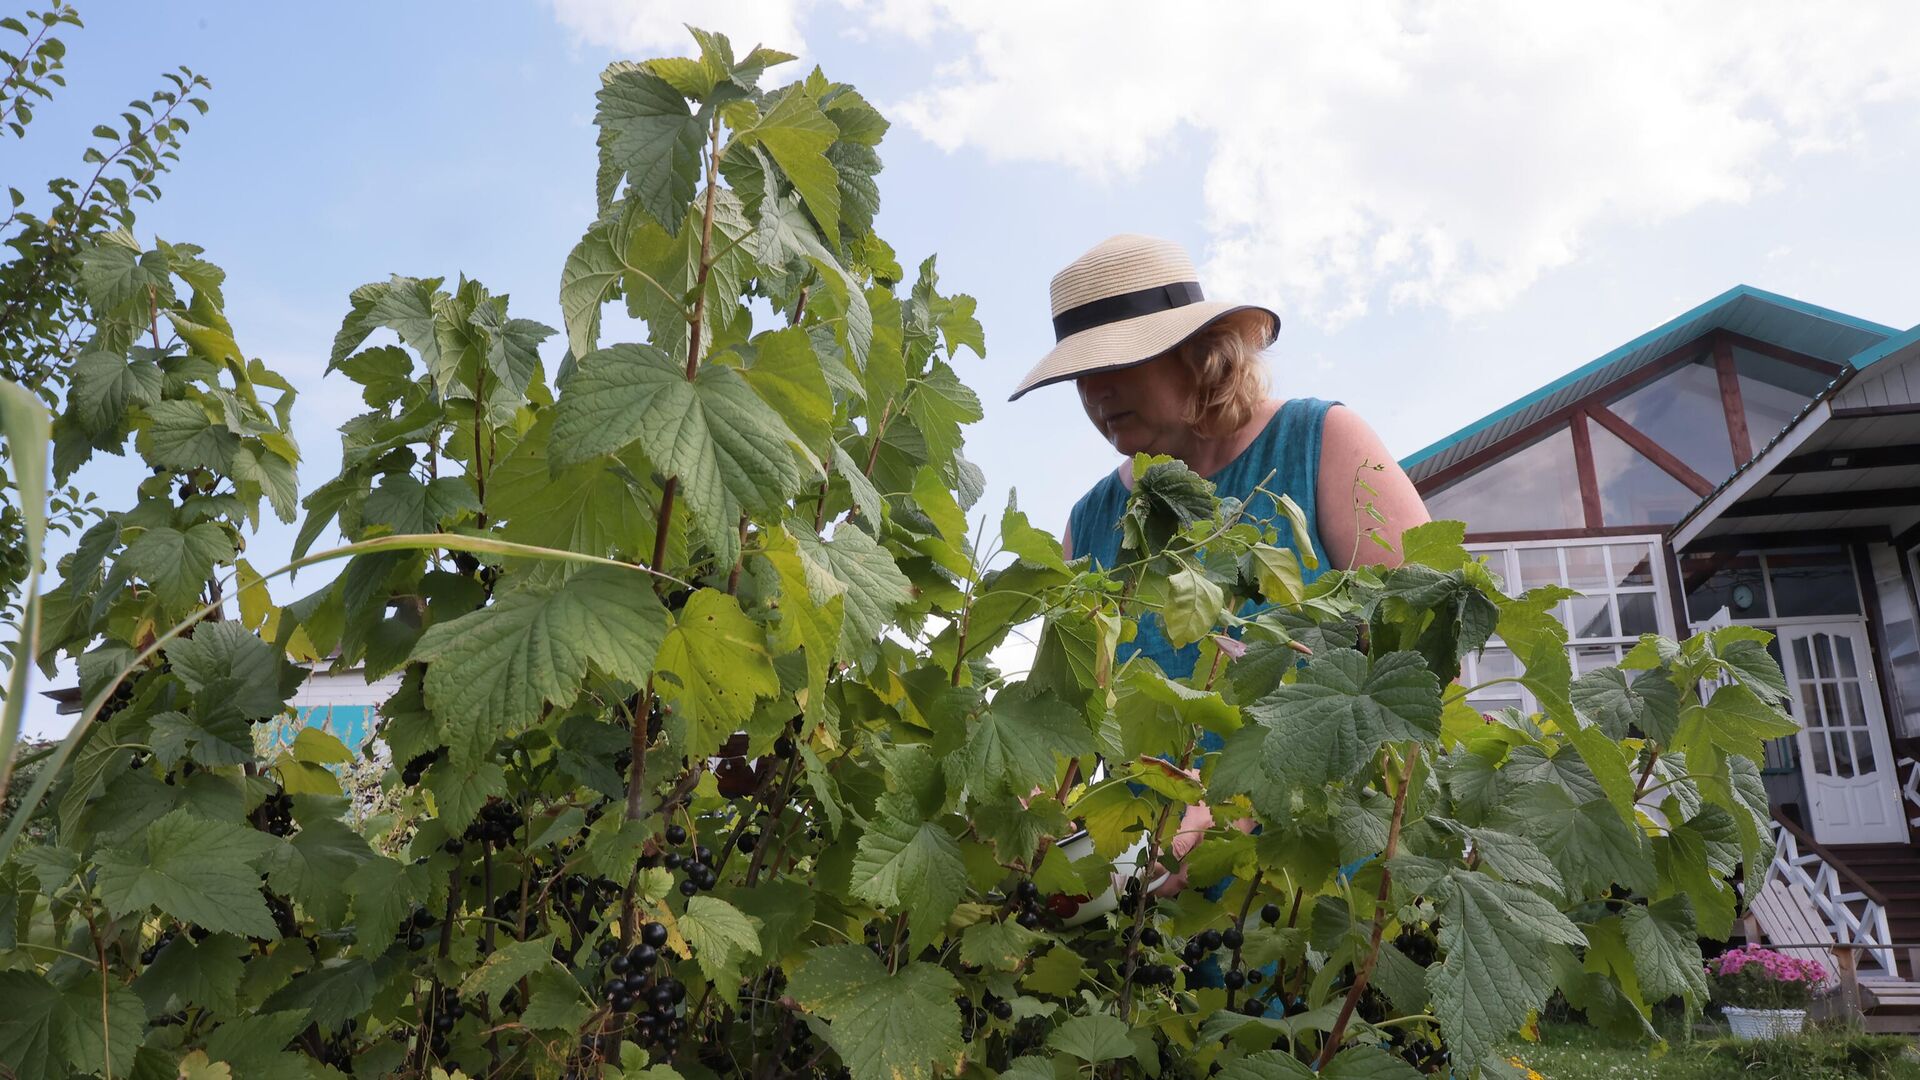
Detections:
1825,843,1920,977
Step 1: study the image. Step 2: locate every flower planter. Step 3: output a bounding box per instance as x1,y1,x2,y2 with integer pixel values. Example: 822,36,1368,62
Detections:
1722,1006,1807,1040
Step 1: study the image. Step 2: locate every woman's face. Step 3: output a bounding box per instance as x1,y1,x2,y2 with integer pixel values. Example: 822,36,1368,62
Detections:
1076,352,1194,455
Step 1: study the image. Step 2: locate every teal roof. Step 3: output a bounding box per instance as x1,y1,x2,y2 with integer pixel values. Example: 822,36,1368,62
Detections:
1400,286,1898,485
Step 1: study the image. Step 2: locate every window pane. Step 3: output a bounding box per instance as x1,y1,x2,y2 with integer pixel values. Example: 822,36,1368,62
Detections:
1609,544,1656,588
1424,427,1585,533
1607,357,1736,483
1768,550,1860,617
1564,545,1609,591
1573,644,1618,675
1733,347,1833,453
1680,552,1769,622
1570,595,1614,639
1618,592,1659,636
1517,547,1563,591
1587,422,1700,526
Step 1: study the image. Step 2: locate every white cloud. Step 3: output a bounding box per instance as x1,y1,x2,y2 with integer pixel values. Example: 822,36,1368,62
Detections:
552,1,1920,327
547,0,819,62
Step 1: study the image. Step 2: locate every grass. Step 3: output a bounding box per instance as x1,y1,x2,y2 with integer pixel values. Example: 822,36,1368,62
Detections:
1501,1017,1920,1080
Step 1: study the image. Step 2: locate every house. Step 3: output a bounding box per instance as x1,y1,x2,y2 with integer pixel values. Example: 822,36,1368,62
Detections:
1401,285,1920,972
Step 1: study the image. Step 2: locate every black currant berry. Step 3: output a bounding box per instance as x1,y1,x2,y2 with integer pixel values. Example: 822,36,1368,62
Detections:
444,837,464,855
665,824,688,845
1224,971,1246,990
1261,902,1282,925
1199,929,1222,951
1222,927,1243,950
642,922,668,948
1139,928,1161,948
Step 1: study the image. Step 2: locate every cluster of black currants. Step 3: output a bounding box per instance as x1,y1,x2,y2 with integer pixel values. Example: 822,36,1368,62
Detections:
138,927,179,966
606,922,688,1052
255,790,295,836
400,905,436,951
463,798,523,852
426,988,464,1060
1008,879,1047,929
957,993,1014,1042
772,1011,846,1074
658,824,718,896
400,747,442,787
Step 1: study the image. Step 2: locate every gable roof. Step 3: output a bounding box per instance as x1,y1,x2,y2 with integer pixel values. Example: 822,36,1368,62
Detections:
1399,285,1898,485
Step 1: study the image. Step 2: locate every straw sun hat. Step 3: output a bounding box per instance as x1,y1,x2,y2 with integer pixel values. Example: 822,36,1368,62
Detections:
1009,234,1280,401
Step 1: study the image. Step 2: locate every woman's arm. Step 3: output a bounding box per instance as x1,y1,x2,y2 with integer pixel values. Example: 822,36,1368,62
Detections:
1316,404,1430,570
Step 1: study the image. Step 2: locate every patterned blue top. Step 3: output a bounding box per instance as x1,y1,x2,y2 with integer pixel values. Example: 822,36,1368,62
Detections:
1066,397,1338,683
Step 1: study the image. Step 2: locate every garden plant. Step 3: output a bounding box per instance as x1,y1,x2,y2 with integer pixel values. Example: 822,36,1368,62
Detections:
0,13,1806,1079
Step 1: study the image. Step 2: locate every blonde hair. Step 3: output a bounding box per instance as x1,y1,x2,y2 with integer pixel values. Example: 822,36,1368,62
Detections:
1176,314,1271,438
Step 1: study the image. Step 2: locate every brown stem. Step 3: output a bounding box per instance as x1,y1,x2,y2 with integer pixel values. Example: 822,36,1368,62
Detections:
862,401,893,478
472,363,488,527
1633,746,1661,801
1223,870,1266,1010
725,515,749,594
745,749,804,887
1118,799,1180,1022
1314,745,1422,1070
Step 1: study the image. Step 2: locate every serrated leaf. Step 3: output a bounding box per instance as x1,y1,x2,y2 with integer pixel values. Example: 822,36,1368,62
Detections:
96,808,279,939
850,810,967,953
948,688,1090,803
1622,896,1707,1007
166,620,293,719
1163,565,1225,649
790,947,963,1080
653,588,778,754
791,523,912,663
139,398,238,471
462,935,561,1000
1428,869,1585,1070
264,814,371,924
1253,650,1441,787
363,474,480,534
69,348,161,434
135,933,249,1015
958,919,1043,972
119,522,234,610
740,326,832,455
1500,782,1653,895
1048,1014,1132,1063
411,566,667,762
486,410,663,569
678,896,763,991
1571,666,1680,743
595,64,703,224
741,88,840,239
551,342,808,550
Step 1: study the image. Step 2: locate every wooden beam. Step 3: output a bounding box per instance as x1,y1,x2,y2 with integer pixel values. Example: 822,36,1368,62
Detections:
1586,404,1717,497
1570,411,1603,528
1832,403,1920,420
1716,336,1754,464
1462,525,1666,543
1722,486,1920,519
1417,334,1714,493
1893,519,1920,554
1852,544,1903,735
1679,526,1892,553
1720,330,1849,377
1776,442,1920,475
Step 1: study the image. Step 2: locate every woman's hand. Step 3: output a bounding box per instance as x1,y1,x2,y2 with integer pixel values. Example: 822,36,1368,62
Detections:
1150,800,1257,897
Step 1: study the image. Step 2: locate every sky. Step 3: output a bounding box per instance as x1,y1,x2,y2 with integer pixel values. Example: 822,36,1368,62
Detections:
9,1,1920,737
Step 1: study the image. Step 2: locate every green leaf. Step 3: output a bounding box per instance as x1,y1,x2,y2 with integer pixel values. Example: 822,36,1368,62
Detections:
263,814,372,924
1162,565,1225,649
1712,630,1790,704
1428,869,1586,1070
0,971,65,1079
1048,1014,1133,1063
678,896,763,990
947,688,1090,803
345,856,431,945
791,523,912,663
486,410,664,569
96,808,280,939
653,588,778,754
551,342,808,550
1253,649,1442,787
741,88,841,239
231,444,300,524
78,233,171,317
521,970,593,1030
790,947,964,1080
559,214,624,359
739,326,833,455
850,807,967,953
362,474,481,534
1571,666,1680,743
957,919,1044,972
1500,782,1653,895
1623,896,1707,1007
462,935,562,1000
165,619,293,720
69,348,161,434
135,933,249,1015
139,398,239,472
151,705,252,769
1023,945,1089,997
260,956,388,1030
119,522,235,609
1674,682,1799,765
1216,1051,1315,1079
410,566,668,763
595,64,704,223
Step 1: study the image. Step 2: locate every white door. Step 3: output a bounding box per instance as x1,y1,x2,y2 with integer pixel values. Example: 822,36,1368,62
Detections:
1782,622,1908,845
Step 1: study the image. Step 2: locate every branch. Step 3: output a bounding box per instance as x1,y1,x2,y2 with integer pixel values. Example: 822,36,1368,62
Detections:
1314,745,1421,1070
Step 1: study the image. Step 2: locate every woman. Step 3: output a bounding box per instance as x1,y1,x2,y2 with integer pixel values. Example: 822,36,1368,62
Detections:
1012,233,1430,897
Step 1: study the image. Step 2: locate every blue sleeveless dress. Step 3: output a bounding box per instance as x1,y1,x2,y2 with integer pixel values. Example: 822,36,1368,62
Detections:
1066,397,1338,688
1066,398,1339,1010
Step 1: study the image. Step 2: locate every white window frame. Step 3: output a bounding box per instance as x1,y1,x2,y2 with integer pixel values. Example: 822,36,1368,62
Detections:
1459,534,1677,714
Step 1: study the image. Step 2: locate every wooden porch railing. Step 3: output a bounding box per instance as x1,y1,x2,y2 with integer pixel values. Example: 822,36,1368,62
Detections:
1768,815,1898,975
